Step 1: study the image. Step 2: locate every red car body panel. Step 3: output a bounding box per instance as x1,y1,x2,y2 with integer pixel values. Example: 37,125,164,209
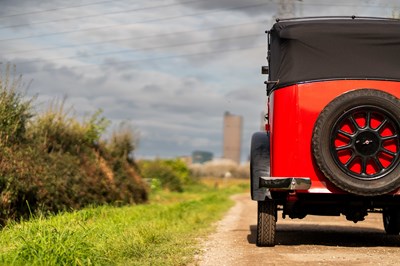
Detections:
268,80,400,194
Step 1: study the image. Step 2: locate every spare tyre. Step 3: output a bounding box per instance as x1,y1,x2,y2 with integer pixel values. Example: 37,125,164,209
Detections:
312,89,400,196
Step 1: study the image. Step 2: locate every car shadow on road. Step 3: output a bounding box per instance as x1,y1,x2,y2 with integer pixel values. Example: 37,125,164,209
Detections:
247,224,400,247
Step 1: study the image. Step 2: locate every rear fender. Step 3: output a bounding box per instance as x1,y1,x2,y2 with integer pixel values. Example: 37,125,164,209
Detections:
250,132,271,201
250,132,312,201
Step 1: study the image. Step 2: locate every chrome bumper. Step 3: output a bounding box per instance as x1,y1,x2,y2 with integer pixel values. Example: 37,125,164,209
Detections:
259,177,311,190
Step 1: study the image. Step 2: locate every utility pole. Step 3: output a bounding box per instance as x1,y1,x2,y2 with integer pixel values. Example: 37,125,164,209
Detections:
275,0,303,20
277,0,295,19
393,7,400,19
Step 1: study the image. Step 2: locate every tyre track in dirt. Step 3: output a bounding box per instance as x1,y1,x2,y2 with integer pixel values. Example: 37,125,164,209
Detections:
197,193,400,266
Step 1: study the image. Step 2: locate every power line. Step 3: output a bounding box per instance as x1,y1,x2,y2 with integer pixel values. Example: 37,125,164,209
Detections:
0,0,121,19
0,0,211,30
86,43,265,67
3,20,265,55
1,1,394,32
2,0,392,21
0,1,272,42
1,0,391,22
300,0,394,8
28,43,265,71
13,33,263,65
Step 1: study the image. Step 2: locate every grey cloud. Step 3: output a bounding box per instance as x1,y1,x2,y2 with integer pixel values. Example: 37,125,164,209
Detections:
0,58,40,75
226,87,261,102
0,0,69,29
177,0,276,17
121,73,134,81
85,75,108,87
2,0,390,162
141,84,162,93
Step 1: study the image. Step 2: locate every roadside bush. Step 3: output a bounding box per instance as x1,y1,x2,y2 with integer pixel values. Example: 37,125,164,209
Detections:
138,159,194,192
0,64,148,224
0,145,41,224
29,98,109,155
0,63,33,145
104,122,148,203
107,122,138,159
107,156,148,204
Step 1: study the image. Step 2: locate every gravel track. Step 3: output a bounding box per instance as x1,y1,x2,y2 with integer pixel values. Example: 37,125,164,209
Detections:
197,193,400,266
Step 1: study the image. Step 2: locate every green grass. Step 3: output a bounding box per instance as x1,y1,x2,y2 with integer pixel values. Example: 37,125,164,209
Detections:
0,180,248,265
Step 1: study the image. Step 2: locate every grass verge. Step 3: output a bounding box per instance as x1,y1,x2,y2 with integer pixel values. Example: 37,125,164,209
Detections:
0,179,248,265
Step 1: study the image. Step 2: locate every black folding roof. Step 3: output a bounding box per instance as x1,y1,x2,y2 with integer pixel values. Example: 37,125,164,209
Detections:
268,17,400,90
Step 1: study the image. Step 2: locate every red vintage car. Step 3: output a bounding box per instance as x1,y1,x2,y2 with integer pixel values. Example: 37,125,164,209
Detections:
250,16,400,246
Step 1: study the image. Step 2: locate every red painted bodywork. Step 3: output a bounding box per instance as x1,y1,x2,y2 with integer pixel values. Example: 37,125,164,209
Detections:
268,80,400,194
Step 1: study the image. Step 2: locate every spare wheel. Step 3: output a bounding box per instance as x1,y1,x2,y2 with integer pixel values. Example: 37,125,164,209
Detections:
312,89,400,196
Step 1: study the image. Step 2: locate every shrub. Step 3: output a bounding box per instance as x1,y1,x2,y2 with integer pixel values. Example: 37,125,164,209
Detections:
0,145,41,224
0,65,149,224
138,159,193,192
0,63,34,145
107,122,138,160
29,98,109,155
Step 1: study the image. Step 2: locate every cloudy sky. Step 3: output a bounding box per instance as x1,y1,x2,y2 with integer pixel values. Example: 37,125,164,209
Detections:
0,0,398,162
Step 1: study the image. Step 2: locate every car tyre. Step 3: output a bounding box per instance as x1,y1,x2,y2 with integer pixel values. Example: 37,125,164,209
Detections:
257,200,276,247
312,89,400,196
383,208,400,235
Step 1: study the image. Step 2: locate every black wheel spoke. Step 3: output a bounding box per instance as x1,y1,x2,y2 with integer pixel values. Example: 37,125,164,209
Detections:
338,129,354,138
361,157,367,175
375,118,388,132
344,154,356,168
365,111,371,129
335,144,353,151
381,148,397,157
349,115,361,131
381,134,398,141
374,157,384,172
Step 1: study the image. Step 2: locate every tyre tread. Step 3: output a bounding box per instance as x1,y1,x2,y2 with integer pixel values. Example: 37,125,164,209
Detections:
256,200,276,247
383,208,400,235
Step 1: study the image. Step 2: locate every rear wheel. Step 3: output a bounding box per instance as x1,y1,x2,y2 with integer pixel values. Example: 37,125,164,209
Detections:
256,200,276,247
383,208,400,235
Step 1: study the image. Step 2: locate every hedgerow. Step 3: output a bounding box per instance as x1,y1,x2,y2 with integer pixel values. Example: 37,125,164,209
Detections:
0,64,148,224
138,158,194,192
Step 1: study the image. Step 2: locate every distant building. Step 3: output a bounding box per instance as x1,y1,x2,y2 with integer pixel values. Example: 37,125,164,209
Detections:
192,151,213,164
223,111,243,164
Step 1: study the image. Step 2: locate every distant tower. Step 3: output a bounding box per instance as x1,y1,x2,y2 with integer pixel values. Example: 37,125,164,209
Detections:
223,111,243,164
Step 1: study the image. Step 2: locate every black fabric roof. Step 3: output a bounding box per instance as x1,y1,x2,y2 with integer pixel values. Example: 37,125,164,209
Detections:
268,18,400,89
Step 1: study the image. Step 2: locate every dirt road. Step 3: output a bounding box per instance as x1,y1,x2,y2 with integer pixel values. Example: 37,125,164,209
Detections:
197,194,400,266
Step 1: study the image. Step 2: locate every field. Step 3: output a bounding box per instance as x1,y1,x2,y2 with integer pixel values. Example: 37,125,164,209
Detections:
0,179,248,265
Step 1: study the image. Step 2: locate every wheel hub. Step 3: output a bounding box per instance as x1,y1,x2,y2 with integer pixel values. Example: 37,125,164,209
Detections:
355,131,380,156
